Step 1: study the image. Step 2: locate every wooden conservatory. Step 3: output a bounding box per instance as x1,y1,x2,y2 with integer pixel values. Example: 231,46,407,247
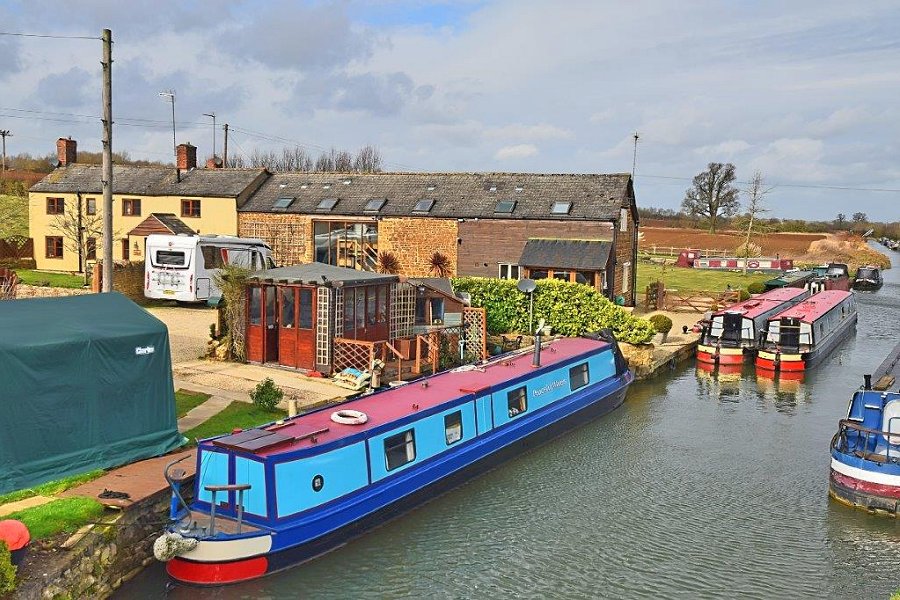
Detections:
245,264,486,376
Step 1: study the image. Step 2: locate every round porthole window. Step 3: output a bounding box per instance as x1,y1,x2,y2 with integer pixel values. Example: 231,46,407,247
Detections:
312,475,324,492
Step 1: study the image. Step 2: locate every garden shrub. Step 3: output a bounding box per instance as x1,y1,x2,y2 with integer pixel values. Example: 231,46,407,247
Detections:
738,289,751,301
648,314,673,334
250,378,283,411
0,541,15,595
452,277,655,344
747,281,766,295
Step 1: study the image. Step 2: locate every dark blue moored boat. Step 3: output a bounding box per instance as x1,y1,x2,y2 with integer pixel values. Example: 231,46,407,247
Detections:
157,333,633,585
830,341,900,516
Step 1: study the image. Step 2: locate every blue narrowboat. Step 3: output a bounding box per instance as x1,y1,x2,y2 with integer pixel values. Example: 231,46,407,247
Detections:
829,341,900,516
157,332,633,585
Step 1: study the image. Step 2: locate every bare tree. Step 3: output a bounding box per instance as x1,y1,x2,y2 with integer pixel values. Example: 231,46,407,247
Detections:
354,145,383,173
225,154,246,168
835,213,846,228
49,196,106,283
682,162,741,233
741,171,773,275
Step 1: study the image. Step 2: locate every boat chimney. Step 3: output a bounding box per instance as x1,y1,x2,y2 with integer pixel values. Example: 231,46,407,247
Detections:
864,374,872,390
532,319,546,368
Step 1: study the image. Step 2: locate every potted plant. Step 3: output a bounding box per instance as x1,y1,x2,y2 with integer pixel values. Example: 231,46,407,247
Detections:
648,314,673,345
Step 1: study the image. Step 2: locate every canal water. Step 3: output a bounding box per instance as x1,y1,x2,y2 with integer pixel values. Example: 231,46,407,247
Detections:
120,246,899,599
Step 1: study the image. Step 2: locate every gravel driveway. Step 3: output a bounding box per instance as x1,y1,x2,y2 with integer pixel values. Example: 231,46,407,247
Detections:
147,305,216,365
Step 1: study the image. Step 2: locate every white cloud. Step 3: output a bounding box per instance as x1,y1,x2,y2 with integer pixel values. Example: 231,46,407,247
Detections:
485,123,574,141
494,144,538,160
694,140,752,158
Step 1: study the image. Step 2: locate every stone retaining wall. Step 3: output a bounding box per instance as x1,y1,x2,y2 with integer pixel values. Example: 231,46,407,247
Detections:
13,483,190,599
14,284,91,299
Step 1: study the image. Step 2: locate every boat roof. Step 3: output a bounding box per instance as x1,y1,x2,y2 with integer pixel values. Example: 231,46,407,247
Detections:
768,290,852,323
764,270,813,285
207,336,610,457
713,286,808,319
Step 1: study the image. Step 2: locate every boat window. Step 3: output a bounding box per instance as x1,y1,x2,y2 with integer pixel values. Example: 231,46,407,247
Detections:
445,411,463,445
569,363,590,390
385,429,416,471
507,386,527,418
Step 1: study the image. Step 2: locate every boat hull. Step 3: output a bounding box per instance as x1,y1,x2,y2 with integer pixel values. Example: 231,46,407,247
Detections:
168,371,632,586
852,280,883,291
829,459,900,516
696,344,748,365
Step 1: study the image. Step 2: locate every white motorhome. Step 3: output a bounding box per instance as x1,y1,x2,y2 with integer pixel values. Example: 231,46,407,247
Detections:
144,234,274,303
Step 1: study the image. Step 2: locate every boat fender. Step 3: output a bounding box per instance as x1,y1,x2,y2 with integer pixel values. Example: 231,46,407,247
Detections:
153,532,198,562
330,409,369,425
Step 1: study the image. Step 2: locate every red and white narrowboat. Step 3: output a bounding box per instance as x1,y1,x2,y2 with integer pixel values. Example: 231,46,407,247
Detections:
697,287,809,365
756,290,857,373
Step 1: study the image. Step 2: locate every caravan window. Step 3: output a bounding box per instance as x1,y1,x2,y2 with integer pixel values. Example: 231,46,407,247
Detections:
201,245,224,269
154,250,186,267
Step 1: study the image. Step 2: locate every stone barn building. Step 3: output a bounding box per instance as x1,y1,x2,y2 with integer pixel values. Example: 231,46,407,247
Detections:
238,173,639,305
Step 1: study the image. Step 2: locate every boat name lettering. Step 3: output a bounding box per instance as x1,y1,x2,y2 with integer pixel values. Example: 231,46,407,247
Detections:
532,380,566,397
135,346,155,356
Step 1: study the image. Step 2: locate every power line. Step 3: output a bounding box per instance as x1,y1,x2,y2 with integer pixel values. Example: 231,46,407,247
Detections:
637,173,900,194
0,31,100,40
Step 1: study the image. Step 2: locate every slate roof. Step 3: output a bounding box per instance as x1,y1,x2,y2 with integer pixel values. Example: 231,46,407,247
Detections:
518,239,612,270
247,263,398,287
407,277,459,300
240,172,634,221
30,164,267,198
128,213,196,237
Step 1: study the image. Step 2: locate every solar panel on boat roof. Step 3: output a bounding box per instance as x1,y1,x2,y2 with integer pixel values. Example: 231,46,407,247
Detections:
212,429,293,452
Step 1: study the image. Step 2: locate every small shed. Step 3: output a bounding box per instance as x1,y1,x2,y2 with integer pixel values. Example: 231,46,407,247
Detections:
518,238,613,293
407,277,468,333
0,293,183,494
246,264,410,372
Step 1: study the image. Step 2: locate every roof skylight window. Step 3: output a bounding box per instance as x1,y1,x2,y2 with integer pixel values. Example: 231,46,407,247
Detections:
322,183,332,190
342,179,352,185
364,198,386,212
494,200,516,214
300,183,309,189
551,201,572,215
317,198,339,211
273,197,294,209
515,185,524,192
426,184,436,191
413,198,435,213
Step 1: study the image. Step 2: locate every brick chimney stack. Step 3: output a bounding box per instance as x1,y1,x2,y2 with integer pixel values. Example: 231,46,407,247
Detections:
57,137,77,166
205,157,222,169
176,143,197,170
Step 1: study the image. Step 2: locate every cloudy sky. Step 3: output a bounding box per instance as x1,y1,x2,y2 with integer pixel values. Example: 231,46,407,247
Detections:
1,0,899,220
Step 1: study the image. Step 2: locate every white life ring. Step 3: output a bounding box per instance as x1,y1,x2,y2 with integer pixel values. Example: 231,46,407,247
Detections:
330,409,368,425
747,260,759,269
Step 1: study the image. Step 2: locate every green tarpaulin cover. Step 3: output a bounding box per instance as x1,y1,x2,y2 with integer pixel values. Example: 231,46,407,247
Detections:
0,292,184,494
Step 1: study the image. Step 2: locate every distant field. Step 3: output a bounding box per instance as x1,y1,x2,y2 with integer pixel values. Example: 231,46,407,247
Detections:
0,194,28,237
640,227,826,256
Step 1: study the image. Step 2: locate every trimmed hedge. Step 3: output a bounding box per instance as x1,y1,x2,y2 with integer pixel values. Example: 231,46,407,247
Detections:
648,314,673,334
747,281,766,295
452,277,655,344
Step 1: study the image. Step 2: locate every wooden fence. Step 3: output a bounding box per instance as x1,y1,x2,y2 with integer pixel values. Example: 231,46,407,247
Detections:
0,236,33,261
644,281,741,312
640,245,729,258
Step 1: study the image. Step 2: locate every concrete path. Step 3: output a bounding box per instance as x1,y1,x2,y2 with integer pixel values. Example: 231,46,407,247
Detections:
177,394,232,433
0,495,53,517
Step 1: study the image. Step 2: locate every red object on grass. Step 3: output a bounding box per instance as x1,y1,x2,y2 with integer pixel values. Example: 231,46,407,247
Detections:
0,519,30,551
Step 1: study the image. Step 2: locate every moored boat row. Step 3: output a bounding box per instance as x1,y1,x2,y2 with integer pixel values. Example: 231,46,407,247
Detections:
697,288,858,374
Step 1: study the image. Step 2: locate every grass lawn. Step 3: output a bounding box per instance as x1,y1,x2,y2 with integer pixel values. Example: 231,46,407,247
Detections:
0,194,28,237
637,262,771,293
175,389,211,418
183,402,286,444
15,269,86,289
0,470,105,506
5,497,105,540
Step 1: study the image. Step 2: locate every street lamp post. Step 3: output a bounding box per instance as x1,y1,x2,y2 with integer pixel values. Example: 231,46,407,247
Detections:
158,90,176,164
203,112,216,163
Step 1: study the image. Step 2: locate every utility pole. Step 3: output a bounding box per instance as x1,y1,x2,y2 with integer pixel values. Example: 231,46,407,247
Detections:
0,130,10,175
222,123,229,167
631,131,639,178
203,112,216,162
101,28,114,292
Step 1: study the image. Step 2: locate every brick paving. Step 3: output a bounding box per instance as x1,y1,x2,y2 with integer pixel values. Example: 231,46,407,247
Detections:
60,449,196,509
